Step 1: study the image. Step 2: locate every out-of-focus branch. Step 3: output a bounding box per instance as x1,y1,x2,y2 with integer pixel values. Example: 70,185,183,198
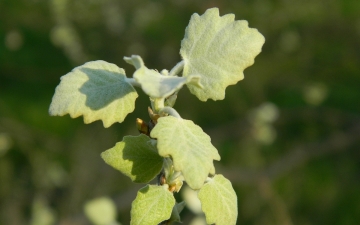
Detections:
257,177,294,225
0,117,66,154
221,123,360,184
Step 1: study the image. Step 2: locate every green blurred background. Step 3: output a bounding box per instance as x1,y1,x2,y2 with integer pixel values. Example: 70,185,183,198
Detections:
1,0,360,224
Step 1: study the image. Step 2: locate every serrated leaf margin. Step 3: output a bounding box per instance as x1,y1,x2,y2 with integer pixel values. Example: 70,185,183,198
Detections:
49,60,138,127
180,7,265,101
150,116,220,189
130,185,175,225
198,174,238,225
101,134,163,183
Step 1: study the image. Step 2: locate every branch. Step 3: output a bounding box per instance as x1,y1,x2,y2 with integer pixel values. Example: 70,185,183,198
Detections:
221,124,360,184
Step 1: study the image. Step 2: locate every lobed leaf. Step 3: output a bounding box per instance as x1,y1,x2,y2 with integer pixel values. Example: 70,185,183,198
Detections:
150,116,220,189
180,7,265,101
101,134,163,183
49,60,138,127
124,55,202,98
198,174,238,225
131,185,175,225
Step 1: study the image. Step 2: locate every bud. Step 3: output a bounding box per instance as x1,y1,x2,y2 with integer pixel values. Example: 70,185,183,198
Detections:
136,118,149,135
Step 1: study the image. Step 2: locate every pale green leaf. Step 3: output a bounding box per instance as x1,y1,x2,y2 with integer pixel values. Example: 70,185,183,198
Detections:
124,55,202,98
164,92,178,107
30,197,56,225
150,116,220,189
198,175,238,225
180,7,265,101
131,185,175,225
181,185,202,214
168,201,186,224
84,197,117,225
49,60,138,128
101,134,163,183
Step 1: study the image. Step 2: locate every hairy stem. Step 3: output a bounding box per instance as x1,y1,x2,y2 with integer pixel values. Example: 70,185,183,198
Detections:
159,107,182,119
168,61,184,77
153,98,165,112
125,78,141,87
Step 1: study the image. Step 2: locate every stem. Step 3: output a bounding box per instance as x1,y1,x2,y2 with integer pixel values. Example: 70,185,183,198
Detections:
153,98,165,112
168,60,185,77
205,177,213,183
125,78,141,87
159,107,182,119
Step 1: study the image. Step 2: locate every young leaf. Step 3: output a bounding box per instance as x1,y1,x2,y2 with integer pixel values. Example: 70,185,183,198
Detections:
150,116,220,189
101,134,163,183
180,7,265,101
131,185,175,225
124,55,202,98
49,60,138,127
198,174,238,225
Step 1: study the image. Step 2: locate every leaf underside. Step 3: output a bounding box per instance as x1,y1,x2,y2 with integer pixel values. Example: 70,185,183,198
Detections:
101,134,163,183
131,185,175,225
49,60,138,128
180,7,265,101
124,55,201,98
198,174,238,225
150,116,220,190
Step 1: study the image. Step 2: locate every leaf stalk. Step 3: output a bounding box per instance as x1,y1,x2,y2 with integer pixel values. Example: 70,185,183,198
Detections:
159,107,182,119
168,61,185,77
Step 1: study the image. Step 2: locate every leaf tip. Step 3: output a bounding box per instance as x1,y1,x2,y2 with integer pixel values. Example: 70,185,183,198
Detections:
124,55,144,70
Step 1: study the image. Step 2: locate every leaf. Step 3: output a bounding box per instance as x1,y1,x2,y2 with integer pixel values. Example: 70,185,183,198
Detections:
49,60,138,128
168,201,186,224
101,134,163,183
124,55,202,98
83,197,117,225
181,185,202,214
180,7,265,101
198,175,238,225
131,185,175,225
150,116,220,189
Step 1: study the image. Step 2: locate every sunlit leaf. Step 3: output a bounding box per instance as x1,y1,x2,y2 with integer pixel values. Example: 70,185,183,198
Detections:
49,60,138,128
198,174,238,225
101,134,163,183
150,116,220,189
131,185,175,225
124,55,202,98
180,7,265,101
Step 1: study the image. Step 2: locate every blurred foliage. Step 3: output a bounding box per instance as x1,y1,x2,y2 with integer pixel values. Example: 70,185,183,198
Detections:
1,0,360,224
